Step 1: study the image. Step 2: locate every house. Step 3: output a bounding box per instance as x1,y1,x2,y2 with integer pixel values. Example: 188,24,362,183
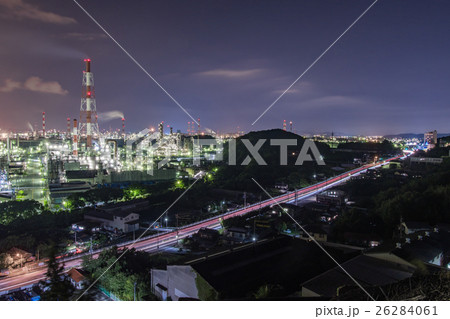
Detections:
193,228,220,250
151,236,355,300
67,268,88,289
197,228,219,241
274,183,288,192
299,224,328,242
304,202,330,214
343,232,383,247
224,226,251,243
400,221,433,235
84,209,139,233
316,189,346,206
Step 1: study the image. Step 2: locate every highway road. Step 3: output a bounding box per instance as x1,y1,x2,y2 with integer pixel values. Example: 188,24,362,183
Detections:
0,155,404,295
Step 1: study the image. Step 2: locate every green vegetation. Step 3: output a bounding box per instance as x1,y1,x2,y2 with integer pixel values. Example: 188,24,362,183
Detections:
0,253,13,269
214,129,332,191
41,248,74,301
337,140,399,153
65,185,147,210
336,271,450,301
0,200,44,225
374,167,450,230
0,208,83,258
334,161,450,239
82,247,181,301
195,272,218,301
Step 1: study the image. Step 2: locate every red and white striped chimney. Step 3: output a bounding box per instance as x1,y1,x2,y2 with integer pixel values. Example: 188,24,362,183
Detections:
84,58,93,148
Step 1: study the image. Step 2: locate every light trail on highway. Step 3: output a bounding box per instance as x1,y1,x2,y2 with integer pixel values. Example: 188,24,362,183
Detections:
0,155,405,295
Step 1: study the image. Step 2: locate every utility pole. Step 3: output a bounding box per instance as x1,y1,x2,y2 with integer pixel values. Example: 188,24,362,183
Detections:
176,214,179,238
157,220,160,250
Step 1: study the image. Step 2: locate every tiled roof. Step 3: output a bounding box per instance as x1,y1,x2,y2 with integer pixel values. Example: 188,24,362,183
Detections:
67,268,86,283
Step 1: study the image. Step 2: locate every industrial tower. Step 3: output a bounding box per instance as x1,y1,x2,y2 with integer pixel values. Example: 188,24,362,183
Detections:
79,58,99,149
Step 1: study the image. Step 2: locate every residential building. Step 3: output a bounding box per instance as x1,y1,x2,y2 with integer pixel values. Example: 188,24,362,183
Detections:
424,130,437,145
84,209,139,233
316,189,346,206
67,268,88,289
151,236,354,300
299,224,328,242
224,226,251,243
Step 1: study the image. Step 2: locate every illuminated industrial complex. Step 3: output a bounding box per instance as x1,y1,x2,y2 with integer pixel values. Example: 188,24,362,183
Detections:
0,59,225,207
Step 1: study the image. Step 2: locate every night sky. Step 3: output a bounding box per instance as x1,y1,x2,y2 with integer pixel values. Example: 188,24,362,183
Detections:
0,0,449,135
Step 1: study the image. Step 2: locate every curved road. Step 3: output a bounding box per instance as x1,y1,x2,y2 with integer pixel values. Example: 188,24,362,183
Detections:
0,155,404,294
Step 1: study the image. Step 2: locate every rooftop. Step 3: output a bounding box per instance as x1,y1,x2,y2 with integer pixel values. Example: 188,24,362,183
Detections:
185,236,354,299
301,254,414,297
67,268,87,283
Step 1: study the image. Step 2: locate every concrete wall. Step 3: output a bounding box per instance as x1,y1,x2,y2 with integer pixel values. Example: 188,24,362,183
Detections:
151,265,199,301
167,266,199,300
301,287,321,297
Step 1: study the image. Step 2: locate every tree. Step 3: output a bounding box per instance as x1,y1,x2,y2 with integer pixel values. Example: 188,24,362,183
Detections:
0,253,13,270
41,248,74,301
252,284,280,300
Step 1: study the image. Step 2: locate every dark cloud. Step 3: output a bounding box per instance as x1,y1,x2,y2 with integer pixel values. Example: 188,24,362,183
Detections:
0,0,76,24
0,76,68,95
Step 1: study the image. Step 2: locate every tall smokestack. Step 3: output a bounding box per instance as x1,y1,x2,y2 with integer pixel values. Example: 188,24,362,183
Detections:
159,122,164,139
42,112,46,137
73,119,78,156
122,117,125,138
80,58,99,150
187,122,191,135
85,59,91,72
289,121,293,132
197,118,200,135
67,118,71,138
283,120,286,131
85,59,92,148
6,134,10,163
